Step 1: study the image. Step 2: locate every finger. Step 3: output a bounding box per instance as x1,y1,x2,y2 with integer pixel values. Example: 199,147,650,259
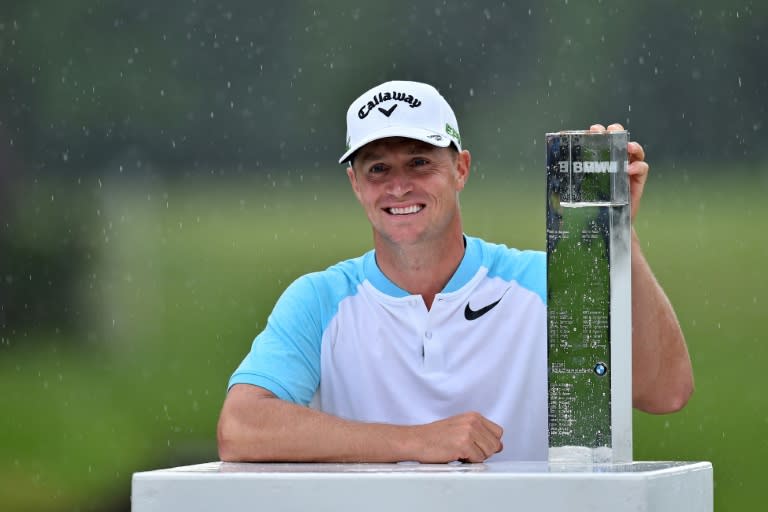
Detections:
466,440,490,463
471,440,491,462
458,413,502,460
628,160,648,176
478,416,504,440
628,162,649,190
627,141,645,163
606,123,625,132
455,436,487,463
471,426,502,459
589,124,606,133
477,419,505,456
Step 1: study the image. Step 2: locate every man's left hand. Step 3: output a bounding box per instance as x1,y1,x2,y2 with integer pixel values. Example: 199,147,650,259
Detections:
590,123,648,222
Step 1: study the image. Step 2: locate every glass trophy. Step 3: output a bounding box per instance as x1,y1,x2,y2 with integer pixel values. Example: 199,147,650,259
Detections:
545,130,632,463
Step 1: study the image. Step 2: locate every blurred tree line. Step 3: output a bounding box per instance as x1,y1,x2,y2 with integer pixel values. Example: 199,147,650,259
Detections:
1,0,766,337
1,0,765,173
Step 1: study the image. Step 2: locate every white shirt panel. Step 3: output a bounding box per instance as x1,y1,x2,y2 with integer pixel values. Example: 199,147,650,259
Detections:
318,268,547,461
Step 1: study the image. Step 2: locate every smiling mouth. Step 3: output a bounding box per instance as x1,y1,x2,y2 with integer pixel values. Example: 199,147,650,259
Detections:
386,204,424,215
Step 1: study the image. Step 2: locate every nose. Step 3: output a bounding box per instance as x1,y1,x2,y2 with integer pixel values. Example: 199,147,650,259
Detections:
384,168,413,198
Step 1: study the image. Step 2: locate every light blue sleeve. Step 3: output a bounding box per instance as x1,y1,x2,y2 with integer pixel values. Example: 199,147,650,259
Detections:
227,274,324,405
227,257,365,405
484,240,547,305
513,249,547,305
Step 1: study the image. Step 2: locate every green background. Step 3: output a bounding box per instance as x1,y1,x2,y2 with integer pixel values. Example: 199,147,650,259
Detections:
3,168,766,510
2,1,766,510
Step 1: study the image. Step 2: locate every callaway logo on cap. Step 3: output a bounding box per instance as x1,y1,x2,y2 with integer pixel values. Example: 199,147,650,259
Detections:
339,80,462,164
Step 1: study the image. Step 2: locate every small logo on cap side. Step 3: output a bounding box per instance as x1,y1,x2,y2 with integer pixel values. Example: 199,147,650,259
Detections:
445,123,461,145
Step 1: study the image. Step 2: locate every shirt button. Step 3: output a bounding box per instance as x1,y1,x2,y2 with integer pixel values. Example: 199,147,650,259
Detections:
424,331,432,339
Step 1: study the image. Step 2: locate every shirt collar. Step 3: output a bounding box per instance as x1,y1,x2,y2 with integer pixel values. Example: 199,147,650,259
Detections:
364,235,482,297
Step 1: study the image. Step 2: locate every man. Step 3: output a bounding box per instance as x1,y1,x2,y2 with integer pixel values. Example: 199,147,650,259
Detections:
217,80,693,463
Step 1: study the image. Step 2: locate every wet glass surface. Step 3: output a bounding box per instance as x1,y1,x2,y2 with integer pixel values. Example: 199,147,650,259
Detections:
546,131,629,456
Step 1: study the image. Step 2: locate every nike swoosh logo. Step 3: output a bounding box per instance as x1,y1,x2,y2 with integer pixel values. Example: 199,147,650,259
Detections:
464,297,503,321
378,104,397,117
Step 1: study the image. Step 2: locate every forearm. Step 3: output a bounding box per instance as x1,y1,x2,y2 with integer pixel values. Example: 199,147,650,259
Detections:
218,385,413,462
218,384,504,463
630,229,694,413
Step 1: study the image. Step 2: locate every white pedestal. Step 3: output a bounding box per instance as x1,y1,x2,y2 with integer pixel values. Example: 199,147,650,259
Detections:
132,460,712,512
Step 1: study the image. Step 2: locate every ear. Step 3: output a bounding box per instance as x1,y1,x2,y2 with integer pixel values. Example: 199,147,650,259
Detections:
455,149,471,191
347,166,362,202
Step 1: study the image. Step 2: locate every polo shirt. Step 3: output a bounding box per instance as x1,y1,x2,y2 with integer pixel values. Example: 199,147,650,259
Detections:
228,235,548,461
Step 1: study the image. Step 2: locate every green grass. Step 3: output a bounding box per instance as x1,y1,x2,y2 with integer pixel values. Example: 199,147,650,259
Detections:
1,164,766,510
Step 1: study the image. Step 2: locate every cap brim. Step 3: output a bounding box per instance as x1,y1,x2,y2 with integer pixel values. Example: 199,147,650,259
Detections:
338,126,453,164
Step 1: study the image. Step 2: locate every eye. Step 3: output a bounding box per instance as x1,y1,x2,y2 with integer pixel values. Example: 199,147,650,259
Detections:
412,158,429,167
368,163,387,174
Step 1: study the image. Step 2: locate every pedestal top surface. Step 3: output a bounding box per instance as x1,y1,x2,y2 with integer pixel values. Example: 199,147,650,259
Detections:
136,460,710,478
132,461,713,512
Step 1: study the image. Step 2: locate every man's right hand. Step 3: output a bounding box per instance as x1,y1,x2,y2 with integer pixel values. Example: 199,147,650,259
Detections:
406,412,503,463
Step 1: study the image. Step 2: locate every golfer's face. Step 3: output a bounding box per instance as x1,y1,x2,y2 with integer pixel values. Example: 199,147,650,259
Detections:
347,137,467,247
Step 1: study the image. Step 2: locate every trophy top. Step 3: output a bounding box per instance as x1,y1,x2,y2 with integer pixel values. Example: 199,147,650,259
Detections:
545,130,628,137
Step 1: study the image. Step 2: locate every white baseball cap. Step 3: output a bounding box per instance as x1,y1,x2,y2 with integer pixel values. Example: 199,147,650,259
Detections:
338,80,462,164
